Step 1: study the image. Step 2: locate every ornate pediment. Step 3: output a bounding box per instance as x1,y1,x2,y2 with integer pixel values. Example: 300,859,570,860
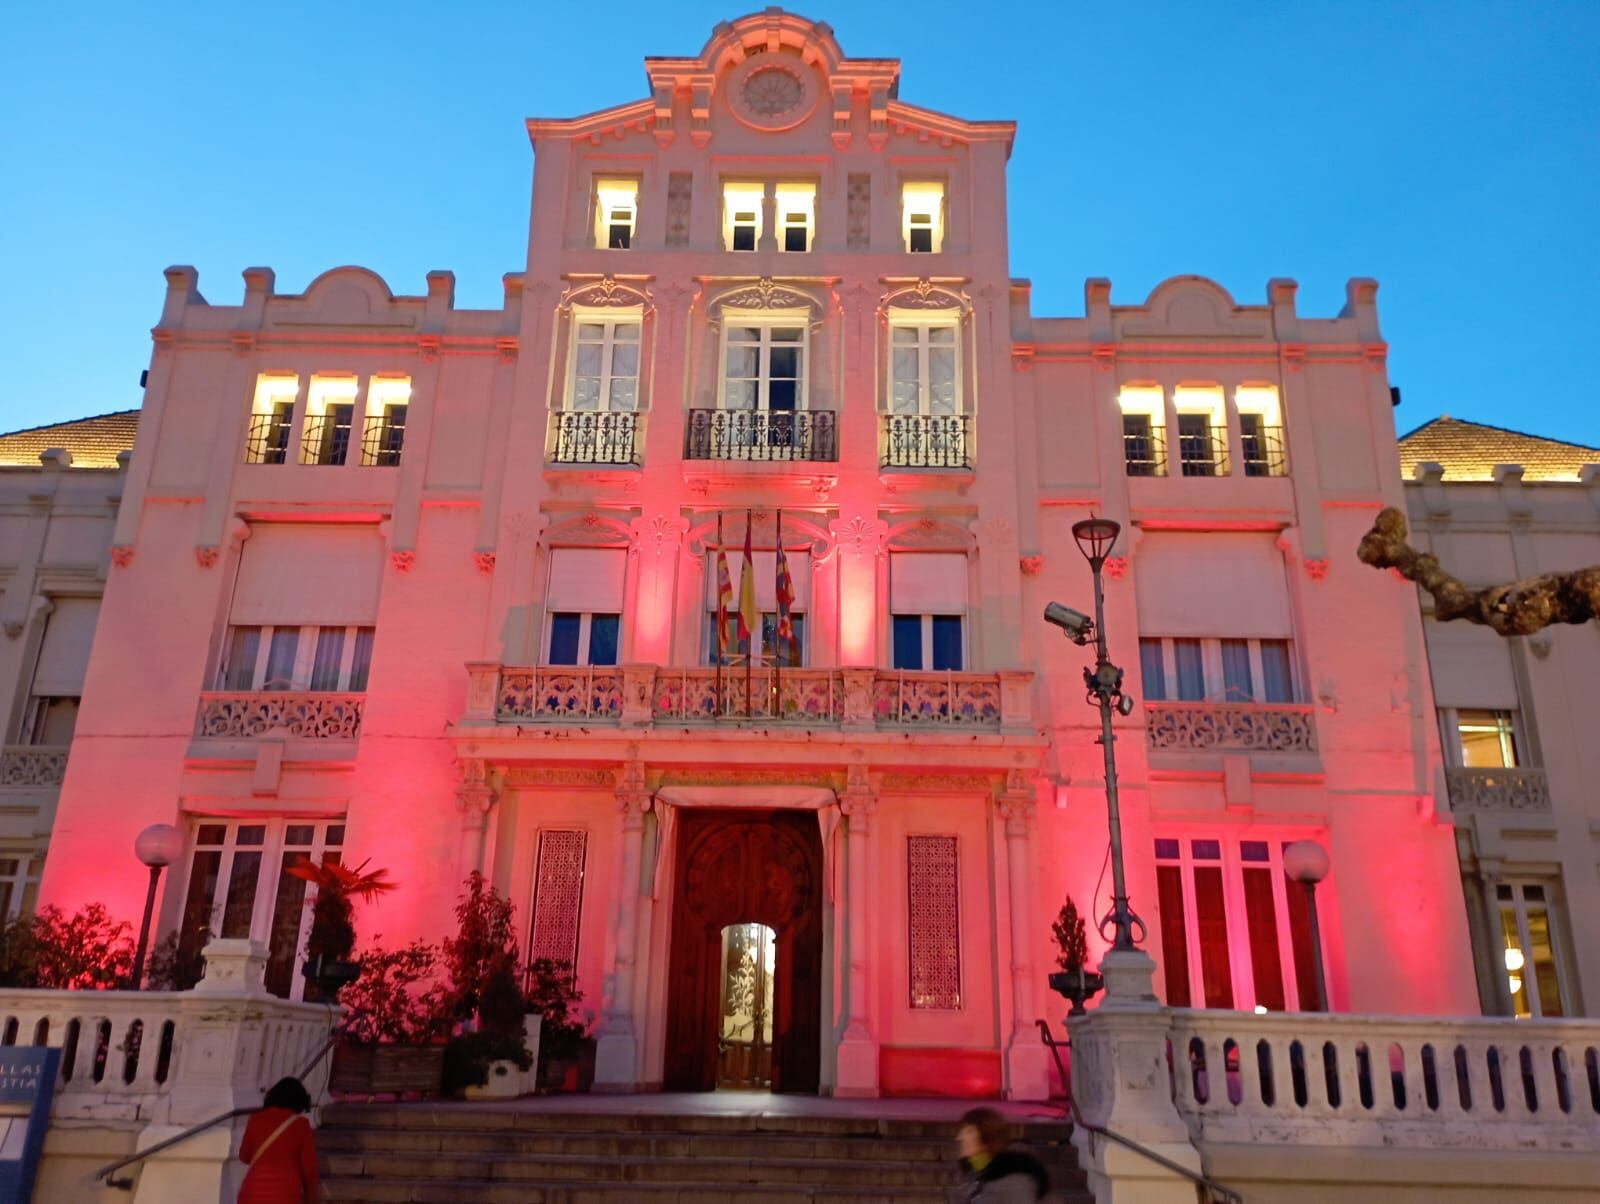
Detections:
540,510,634,548
560,275,653,314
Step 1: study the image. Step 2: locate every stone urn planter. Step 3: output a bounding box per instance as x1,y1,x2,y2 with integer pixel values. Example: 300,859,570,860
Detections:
1049,965,1105,1017
465,1014,543,1100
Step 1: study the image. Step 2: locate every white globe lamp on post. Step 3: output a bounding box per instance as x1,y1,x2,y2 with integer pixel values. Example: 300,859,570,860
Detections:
1283,840,1332,1012
131,823,184,990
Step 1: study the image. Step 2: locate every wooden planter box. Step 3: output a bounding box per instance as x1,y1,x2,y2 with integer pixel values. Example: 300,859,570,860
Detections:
330,1042,446,1097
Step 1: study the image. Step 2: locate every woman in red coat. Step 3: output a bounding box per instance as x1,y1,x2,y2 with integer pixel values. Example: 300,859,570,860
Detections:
238,1077,320,1203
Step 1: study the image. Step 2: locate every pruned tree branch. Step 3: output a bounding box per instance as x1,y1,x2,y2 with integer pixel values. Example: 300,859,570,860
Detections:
1358,507,1600,636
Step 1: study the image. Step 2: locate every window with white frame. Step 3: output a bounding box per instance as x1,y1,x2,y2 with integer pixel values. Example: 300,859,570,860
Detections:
175,819,345,999
722,319,806,412
217,625,375,692
19,595,98,745
704,549,810,667
1449,708,1521,768
1139,637,1297,703
567,314,641,412
889,553,967,671
775,182,815,252
1497,880,1570,1018
1154,836,1324,1012
592,177,639,249
888,318,960,415
0,850,42,921
544,548,627,666
901,181,945,253
723,182,763,251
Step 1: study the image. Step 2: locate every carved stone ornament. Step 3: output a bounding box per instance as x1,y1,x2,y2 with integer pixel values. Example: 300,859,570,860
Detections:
542,511,632,548
1019,555,1044,577
879,772,995,793
714,277,818,315
473,551,496,575
1304,558,1330,582
631,513,688,559
390,550,416,573
887,517,970,552
728,52,819,132
3,620,24,641
195,545,220,569
833,515,883,560
1102,556,1129,582
110,545,134,569
882,279,968,316
561,275,652,314
502,767,617,788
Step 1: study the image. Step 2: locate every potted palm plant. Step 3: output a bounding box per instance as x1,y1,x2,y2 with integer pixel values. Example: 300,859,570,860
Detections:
287,857,395,996
1048,894,1104,1016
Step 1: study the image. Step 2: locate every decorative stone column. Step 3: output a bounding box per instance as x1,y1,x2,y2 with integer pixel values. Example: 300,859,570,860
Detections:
998,770,1051,1100
595,761,651,1090
835,763,879,1096
1068,951,1205,1203
456,758,498,883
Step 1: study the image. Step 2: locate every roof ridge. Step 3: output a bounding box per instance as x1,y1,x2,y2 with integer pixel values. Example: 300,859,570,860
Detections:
0,408,140,441
1398,413,1599,454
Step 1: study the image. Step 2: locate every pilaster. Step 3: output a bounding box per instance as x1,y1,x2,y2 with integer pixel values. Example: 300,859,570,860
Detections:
835,761,879,1097
595,760,652,1090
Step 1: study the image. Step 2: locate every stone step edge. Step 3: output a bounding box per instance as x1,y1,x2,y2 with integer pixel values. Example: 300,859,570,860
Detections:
318,1176,968,1201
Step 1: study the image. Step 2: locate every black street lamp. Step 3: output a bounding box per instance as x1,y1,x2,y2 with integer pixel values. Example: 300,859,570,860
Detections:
1284,840,1332,1011
1045,516,1144,953
130,823,183,990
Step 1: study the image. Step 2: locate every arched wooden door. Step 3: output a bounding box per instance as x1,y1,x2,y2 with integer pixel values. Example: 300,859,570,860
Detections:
664,810,823,1092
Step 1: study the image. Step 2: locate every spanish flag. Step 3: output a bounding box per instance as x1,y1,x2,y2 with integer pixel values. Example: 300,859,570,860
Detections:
737,509,758,649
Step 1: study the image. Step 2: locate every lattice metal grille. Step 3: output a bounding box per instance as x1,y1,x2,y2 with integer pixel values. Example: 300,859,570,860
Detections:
528,829,587,970
907,834,961,1009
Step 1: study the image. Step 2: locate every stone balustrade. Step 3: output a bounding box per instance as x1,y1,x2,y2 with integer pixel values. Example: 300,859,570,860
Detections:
0,940,334,1128
1145,701,1316,753
469,662,1034,731
1446,766,1552,813
1167,1008,1600,1151
194,691,364,740
0,744,69,787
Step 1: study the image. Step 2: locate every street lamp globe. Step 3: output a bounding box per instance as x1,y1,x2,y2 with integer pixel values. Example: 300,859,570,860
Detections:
135,823,184,868
1283,840,1331,885
1071,517,1121,570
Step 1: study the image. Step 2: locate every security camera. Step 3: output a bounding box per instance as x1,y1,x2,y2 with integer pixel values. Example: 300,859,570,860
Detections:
1043,602,1094,643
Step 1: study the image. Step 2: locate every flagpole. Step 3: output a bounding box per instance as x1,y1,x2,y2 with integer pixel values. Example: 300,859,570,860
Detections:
774,508,782,720
715,512,725,717
744,509,753,720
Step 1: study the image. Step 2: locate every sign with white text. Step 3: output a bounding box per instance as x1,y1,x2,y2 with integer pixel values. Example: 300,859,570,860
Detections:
0,1047,58,1204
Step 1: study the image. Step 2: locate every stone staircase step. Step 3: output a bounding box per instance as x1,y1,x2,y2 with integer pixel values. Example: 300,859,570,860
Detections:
322,1177,1031,1204
318,1126,958,1161
321,1150,958,1187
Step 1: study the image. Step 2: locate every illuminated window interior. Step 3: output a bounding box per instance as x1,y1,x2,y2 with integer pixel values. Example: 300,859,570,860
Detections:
593,177,639,249
252,374,298,416
301,376,359,466
1174,385,1227,477
723,183,764,252
1456,709,1519,768
1497,880,1566,1018
363,376,411,467
1118,385,1166,477
245,375,298,465
1235,385,1286,477
902,181,945,253
775,182,816,252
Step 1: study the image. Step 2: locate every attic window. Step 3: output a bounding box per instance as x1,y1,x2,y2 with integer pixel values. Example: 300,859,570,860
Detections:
593,178,639,250
902,182,944,253
776,182,815,252
724,183,764,252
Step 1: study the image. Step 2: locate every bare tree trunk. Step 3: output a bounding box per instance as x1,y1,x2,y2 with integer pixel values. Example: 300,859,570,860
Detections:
1358,507,1600,636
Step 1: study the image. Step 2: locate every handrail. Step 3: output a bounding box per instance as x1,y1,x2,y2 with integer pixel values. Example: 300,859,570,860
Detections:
95,1017,342,1189
1037,1019,1243,1204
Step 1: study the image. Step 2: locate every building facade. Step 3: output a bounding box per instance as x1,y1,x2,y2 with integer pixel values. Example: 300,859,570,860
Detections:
1399,418,1600,1023
29,11,1483,1099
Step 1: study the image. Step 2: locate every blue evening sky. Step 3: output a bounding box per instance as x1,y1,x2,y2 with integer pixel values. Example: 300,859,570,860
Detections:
2,1,1596,446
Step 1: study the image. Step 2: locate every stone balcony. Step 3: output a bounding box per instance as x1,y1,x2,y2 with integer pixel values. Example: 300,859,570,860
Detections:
1445,766,1552,814
464,663,1034,733
194,691,364,740
0,744,69,787
1145,700,1317,753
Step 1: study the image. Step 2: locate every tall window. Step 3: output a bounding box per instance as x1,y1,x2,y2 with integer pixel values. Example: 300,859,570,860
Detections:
889,553,967,672
361,377,410,467
301,377,358,466
902,181,945,253
528,829,587,971
907,835,961,1009
176,820,346,999
889,322,959,415
592,177,639,249
1155,836,1323,1012
1237,386,1285,477
245,375,298,465
217,625,375,692
722,322,806,412
1140,637,1297,704
1455,709,1520,767
776,182,815,252
19,596,99,746
0,850,42,921
723,183,763,251
1497,880,1569,1018
568,316,641,412
544,548,627,665
704,548,810,667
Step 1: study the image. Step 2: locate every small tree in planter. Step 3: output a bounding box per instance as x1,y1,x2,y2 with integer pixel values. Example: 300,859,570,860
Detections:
440,875,534,1097
286,857,395,996
443,872,516,1021
1048,895,1104,1016
526,958,593,1091
332,940,455,1096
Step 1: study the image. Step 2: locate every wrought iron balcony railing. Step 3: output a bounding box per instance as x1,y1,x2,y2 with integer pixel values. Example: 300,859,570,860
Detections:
360,419,406,467
684,409,838,463
1145,701,1315,753
881,414,971,469
474,664,1032,731
551,411,640,466
301,414,353,466
1178,426,1230,477
195,692,364,740
1123,424,1167,477
1445,766,1551,813
1241,424,1288,477
0,745,68,787
244,412,292,465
